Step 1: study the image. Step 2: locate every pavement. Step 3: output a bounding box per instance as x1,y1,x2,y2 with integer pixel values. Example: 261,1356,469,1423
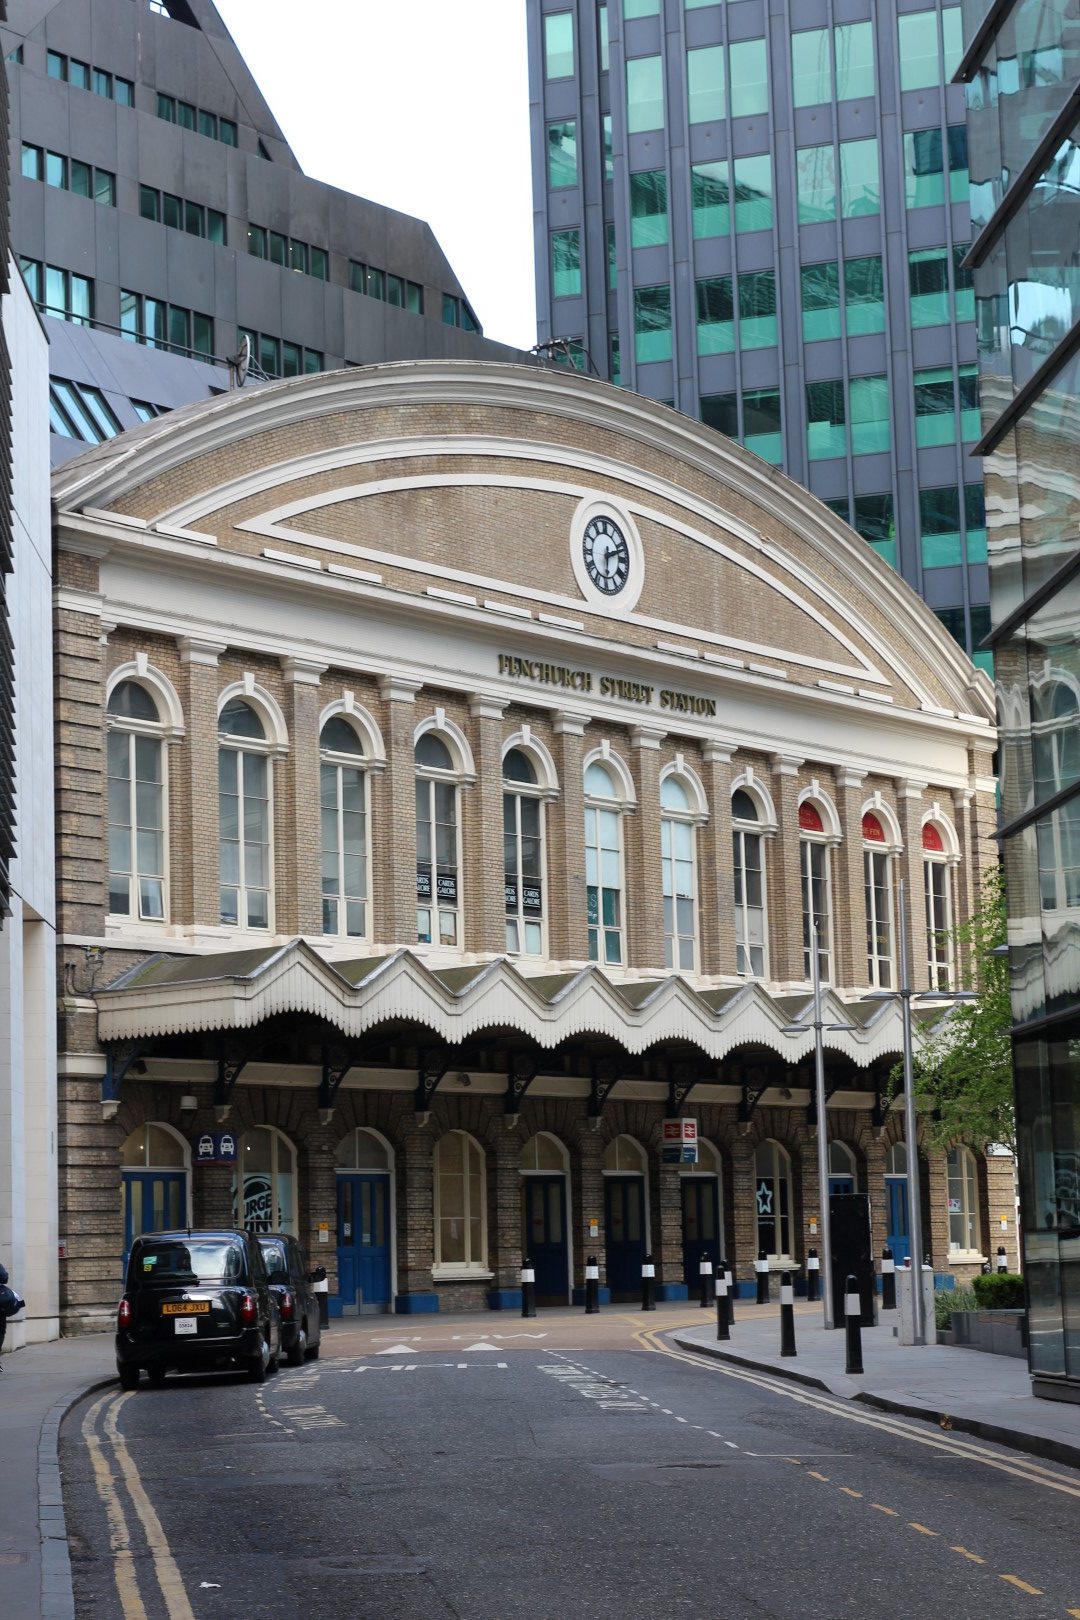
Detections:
672,1305,1080,1470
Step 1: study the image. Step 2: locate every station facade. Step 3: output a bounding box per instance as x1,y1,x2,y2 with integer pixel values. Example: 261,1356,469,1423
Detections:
52,360,1008,1329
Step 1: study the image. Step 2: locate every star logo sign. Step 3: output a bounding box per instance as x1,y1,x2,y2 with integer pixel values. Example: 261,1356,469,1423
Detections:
757,1180,773,1216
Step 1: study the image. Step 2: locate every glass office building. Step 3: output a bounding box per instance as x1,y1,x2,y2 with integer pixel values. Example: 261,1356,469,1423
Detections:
527,1,990,666
957,0,1080,1400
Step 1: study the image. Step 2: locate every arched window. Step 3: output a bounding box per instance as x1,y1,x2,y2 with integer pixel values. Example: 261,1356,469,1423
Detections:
886,1140,908,1176
415,730,461,947
1032,679,1080,803
107,680,167,920
585,761,627,965
335,1128,391,1170
235,1126,296,1234
660,774,698,971
828,1140,857,1193
946,1145,981,1252
862,811,895,987
799,801,832,984
732,788,767,977
520,1132,569,1172
219,698,272,929
504,747,545,957
603,1135,648,1173
120,1122,188,1169
321,716,369,940
922,822,954,989
754,1139,793,1258
434,1130,487,1271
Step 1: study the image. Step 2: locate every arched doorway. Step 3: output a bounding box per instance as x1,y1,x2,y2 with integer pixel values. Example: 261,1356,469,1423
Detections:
120,1123,190,1274
234,1126,297,1233
520,1132,570,1305
885,1140,910,1262
828,1140,857,1196
603,1136,648,1300
681,1139,724,1285
336,1128,393,1314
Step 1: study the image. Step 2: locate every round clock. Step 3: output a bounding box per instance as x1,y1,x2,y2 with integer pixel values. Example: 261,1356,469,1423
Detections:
582,515,631,596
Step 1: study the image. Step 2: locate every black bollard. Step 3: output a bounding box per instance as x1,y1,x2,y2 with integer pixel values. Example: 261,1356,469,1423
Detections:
806,1247,820,1303
844,1273,864,1374
521,1258,536,1319
996,1245,1008,1274
779,1271,797,1357
584,1254,600,1314
881,1246,896,1311
755,1249,770,1306
641,1254,656,1312
723,1259,735,1323
715,1268,730,1341
698,1252,713,1308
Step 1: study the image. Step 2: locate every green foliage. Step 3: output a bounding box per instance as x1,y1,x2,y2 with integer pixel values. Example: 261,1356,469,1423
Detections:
898,863,1014,1152
934,1283,978,1328
971,1272,1025,1309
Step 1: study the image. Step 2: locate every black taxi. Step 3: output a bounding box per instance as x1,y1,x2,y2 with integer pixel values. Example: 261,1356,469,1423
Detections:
116,1229,282,1389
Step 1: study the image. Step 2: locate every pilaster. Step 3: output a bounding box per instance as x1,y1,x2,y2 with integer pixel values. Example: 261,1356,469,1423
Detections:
833,769,867,990
895,779,929,993
397,1123,435,1299
700,742,736,975
730,1135,756,1286
176,637,226,927
491,1128,524,1290
281,658,326,936
628,726,666,970
573,1128,605,1291
466,693,509,955
375,676,421,945
654,1158,685,1284
768,753,805,982
549,710,590,961
55,600,107,936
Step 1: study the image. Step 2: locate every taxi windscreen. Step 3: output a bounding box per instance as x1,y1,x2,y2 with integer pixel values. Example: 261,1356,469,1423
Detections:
131,1239,247,1287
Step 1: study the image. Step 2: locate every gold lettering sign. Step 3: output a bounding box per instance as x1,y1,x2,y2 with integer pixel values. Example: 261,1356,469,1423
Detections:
498,653,716,718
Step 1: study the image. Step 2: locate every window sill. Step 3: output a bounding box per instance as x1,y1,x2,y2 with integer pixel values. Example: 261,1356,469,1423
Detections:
432,1266,494,1283
947,1250,986,1264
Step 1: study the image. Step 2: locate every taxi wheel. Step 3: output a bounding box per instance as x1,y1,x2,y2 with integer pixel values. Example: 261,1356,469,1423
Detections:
247,1346,268,1384
118,1364,140,1392
287,1326,307,1367
305,1341,320,1361
148,1366,167,1387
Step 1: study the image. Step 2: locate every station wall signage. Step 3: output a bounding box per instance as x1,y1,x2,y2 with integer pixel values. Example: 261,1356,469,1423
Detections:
497,653,717,718
193,1131,238,1166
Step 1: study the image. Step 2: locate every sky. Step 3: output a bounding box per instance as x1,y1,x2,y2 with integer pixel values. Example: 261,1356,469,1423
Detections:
213,1,538,351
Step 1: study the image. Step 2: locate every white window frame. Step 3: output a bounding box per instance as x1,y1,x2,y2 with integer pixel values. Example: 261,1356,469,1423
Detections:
800,829,833,984
219,721,274,932
433,1129,490,1277
584,750,634,967
415,750,463,950
320,720,372,943
660,763,707,974
923,847,954,989
106,686,169,924
862,802,901,989
946,1144,982,1256
503,741,556,960
235,1125,297,1235
732,779,774,980
754,1138,794,1262
679,1138,726,1258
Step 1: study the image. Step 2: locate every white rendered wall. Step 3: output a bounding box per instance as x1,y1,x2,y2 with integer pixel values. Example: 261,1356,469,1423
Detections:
0,267,57,1345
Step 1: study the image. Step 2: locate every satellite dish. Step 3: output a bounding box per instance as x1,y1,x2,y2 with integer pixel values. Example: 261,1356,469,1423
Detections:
230,333,251,389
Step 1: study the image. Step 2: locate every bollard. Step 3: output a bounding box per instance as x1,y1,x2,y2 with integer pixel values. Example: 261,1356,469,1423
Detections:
779,1271,797,1357
881,1246,896,1311
997,1245,1008,1274
521,1258,536,1319
698,1252,713,1308
715,1267,730,1341
723,1259,735,1322
584,1255,600,1315
844,1273,864,1374
806,1247,820,1303
755,1249,770,1306
312,1266,329,1330
641,1254,656,1313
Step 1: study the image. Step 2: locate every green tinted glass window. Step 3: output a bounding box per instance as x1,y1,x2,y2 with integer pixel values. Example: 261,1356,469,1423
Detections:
544,13,575,78
942,7,964,78
898,11,940,90
909,248,950,327
920,487,962,567
914,368,956,447
599,5,609,72
603,114,613,180
854,494,897,567
139,185,159,221
69,60,88,91
792,30,829,108
46,51,66,80
687,45,724,123
730,40,767,117
959,364,980,440
548,121,578,189
904,129,944,208
551,230,581,298
199,110,217,139
610,331,621,385
948,125,969,202
70,159,91,197
807,380,846,460
208,210,226,246
739,270,776,350
177,101,195,130
692,162,730,238
953,245,974,323
95,169,115,207
733,155,772,232
801,261,840,341
742,388,783,464
20,144,42,181
841,138,879,217
157,93,175,121
631,170,668,247
797,145,836,223
965,482,987,562
45,152,66,189
625,0,659,14
850,374,890,455
700,393,738,437
844,255,884,335
835,22,874,100
607,222,617,290
825,497,850,523
219,119,238,147
695,276,734,355
627,55,664,132
634,284,672,362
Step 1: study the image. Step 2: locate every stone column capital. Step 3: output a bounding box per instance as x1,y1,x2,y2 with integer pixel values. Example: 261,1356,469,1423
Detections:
177,635,226,667
553,709,590,737
895,778,929,802
378,674,422,704
835,768,866,793
703,741,736,767
771,752,804,777
630,725,666,750
281,656,327,687
468,692,508,721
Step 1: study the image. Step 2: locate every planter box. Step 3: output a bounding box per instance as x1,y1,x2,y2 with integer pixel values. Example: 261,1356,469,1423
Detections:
948,1308,1028,1359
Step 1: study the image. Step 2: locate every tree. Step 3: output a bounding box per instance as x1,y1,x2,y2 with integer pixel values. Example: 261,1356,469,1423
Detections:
902,863,1014,1152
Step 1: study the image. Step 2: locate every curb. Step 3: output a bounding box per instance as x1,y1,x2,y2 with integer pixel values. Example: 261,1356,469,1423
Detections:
37,1374,117,1620
669,1332,1080,1475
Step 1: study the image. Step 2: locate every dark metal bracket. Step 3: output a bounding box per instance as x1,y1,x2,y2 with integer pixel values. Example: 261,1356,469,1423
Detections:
589,1056,620,1118
214,1037,254,1109
806,1076,844,1128
738,1082,769,1124
667,1061,698,1116
320,1044,359,1111
506,1053,540,1114
416,1046,453,1114
103,1042,146,1106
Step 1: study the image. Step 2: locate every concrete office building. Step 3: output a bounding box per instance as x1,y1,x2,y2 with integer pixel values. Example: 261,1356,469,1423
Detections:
1,0,527,468
959,1,1080,1401
527,0,990,668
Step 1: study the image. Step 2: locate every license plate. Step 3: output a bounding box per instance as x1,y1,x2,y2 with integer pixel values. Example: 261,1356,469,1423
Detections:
162,1302,209,1315
174,1318,198,1336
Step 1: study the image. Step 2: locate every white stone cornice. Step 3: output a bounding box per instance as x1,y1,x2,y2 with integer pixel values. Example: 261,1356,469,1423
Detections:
177,636,227,666
896,778,929,801
281,656,328,687
771,752,804,776
378,675,421,704
835,768,866,791
468,693,509,722
553,709,590,737
630,725,666,750
703,741,735,767
54,587,103,618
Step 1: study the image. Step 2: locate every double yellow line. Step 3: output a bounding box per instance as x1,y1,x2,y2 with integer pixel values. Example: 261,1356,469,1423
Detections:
81,1392,195,1620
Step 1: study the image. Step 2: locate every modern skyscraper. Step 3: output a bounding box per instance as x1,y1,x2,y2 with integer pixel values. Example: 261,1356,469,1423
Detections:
960,1,1080,1401
527,0,989,666
3,0,527,467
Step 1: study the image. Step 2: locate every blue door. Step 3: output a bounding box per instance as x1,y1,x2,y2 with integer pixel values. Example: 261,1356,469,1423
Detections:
522,1176,569,1305
122,1170,187,1275
681,1177,720,1287
829,1175,855,1196
337,1174,391,1313
886,1177,910,1263
605,1176,646,1301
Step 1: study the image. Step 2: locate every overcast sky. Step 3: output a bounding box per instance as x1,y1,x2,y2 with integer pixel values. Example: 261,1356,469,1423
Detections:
214,1,537,351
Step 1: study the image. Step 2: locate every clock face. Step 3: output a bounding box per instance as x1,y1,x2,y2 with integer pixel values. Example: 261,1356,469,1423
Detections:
582,516,631,596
